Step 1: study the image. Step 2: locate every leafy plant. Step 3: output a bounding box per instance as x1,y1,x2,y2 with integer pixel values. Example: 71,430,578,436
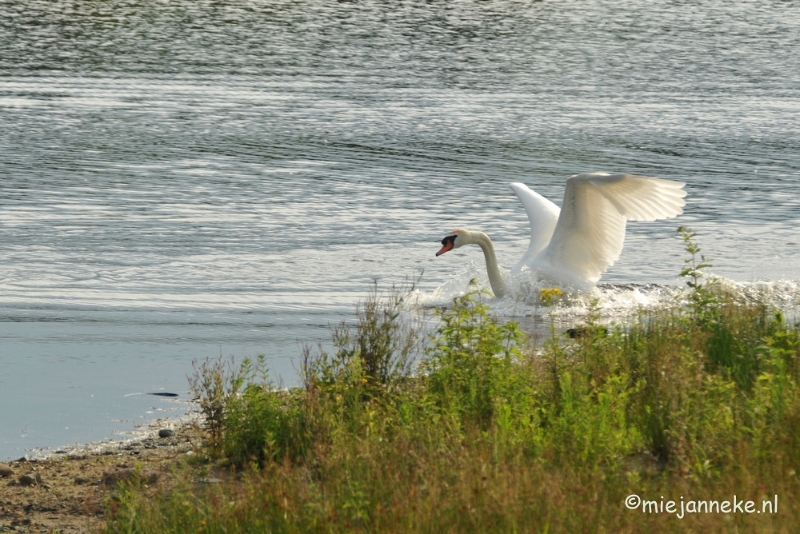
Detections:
302,279,421,394
677,225,717,324
188,355,252,455
113,274,800,534
422,290,525,429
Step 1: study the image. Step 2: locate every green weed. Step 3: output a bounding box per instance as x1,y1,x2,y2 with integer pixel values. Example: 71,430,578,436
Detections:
105,232,800,533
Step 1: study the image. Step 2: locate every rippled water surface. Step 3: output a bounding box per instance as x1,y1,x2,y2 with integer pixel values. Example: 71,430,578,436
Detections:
2,0,799,459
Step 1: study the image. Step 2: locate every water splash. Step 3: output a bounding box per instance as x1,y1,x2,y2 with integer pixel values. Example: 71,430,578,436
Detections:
411,264,800,327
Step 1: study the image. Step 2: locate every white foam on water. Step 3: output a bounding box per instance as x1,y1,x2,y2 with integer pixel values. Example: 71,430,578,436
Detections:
409,263,800,327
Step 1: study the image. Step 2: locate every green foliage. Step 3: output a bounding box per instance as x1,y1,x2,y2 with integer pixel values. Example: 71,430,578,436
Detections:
188,355,250,455
189,354,311,465
110,268,800,533
302,279,420,393
677,226,799,392
223,378,310,465
422,291,526,429
677,225,717,324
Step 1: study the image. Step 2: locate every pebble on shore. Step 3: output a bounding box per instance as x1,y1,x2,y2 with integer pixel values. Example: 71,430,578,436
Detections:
0,464,15,478
18,472,43,487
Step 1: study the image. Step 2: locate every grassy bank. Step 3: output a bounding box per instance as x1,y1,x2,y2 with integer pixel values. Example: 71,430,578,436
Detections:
103,231,800,533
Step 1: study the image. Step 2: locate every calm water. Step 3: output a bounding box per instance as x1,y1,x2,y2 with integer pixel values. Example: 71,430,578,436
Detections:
2,0,799,460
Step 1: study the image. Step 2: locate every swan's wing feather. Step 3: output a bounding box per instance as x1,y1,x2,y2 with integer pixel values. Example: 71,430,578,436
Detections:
509,183,560,272
543,173,686,284
544,177,627,283
588,173,687,221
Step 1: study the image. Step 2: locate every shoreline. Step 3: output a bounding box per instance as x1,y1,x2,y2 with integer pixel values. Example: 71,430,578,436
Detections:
0,416,204,533
1,392,197,464
7,409,202,463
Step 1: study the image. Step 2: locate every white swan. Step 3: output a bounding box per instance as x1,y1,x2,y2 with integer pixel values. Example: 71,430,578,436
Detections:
436,173,687,296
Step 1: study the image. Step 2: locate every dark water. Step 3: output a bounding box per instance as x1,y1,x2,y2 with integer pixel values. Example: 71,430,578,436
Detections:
2,0,799,459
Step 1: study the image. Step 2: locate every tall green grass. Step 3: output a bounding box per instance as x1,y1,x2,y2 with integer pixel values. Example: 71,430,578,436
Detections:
105,230,800,533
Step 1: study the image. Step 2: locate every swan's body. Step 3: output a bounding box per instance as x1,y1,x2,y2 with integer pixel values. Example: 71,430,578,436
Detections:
436,173,687,296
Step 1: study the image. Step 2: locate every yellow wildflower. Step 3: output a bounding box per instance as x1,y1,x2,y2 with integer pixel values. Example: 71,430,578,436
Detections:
539,287,563,306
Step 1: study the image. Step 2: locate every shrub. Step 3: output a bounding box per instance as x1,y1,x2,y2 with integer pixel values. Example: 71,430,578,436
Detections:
109,234,800,533
421,290,526,430
188,355,250,455
302,279,421,393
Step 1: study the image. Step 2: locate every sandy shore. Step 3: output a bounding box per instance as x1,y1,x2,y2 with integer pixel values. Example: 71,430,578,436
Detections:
0,419,203,533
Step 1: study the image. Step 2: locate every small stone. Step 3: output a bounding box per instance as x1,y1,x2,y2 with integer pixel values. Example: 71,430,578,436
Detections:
74,476,89,485
0,465,14,478
158,429,175,438
19,474,39,487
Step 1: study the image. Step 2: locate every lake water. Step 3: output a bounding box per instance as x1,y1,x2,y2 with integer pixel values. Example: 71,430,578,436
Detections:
2,0,799,460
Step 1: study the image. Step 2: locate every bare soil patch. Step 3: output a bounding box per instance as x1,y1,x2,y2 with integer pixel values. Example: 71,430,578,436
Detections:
0,424,202,533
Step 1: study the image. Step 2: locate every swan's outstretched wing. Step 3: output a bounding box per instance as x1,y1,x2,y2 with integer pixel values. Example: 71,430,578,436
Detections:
509,182,561,274
542,173,686,284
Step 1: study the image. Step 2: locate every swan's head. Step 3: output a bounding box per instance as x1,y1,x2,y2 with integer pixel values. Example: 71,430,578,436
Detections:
436,229,469,256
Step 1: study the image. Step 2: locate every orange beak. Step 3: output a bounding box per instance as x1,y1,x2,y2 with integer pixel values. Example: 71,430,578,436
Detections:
436,236,456,256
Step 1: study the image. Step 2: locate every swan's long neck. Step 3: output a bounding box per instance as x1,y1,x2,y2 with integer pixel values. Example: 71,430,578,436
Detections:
469,231,508,298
